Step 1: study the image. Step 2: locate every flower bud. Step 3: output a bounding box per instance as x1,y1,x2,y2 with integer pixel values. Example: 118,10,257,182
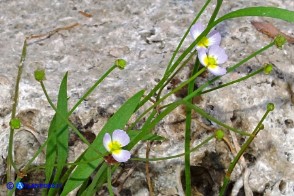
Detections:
115,59,127,70
267,103,275,111
263,64,273,75
274,34,286,49
34,69,46,82
214,129,224,140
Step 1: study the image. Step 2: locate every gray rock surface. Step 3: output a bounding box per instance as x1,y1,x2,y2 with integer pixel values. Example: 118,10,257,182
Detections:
0,0,293,195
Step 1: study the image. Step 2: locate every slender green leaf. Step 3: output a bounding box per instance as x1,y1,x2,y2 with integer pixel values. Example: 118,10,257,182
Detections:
215,7,294,24
47,73,69,195
44,115,57,187
61,90,144,195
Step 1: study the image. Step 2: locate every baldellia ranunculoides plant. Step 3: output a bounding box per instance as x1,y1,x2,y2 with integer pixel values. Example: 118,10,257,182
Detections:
6,0,294,196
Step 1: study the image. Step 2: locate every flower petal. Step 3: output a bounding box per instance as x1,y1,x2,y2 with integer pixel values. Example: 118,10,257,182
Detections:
207,30,221,47
190,22,205,39
112,129,130,147
207,65,227,76
208,45,228,64
103,133,111,152
112,149,131,162
198,48,208,67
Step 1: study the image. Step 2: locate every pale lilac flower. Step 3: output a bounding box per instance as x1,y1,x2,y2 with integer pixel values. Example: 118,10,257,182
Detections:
190,22,221,50
103,129,131,163
198,45,228,76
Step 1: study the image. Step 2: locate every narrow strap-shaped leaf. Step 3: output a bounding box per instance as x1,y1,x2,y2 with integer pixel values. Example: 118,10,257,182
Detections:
44,115,57,186
60,90,144,195
47,72,69,195
214,7,294,26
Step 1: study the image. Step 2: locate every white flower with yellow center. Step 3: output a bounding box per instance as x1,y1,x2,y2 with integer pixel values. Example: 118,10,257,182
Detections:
103,129,131,163
190,22,221,50
198,45,228,76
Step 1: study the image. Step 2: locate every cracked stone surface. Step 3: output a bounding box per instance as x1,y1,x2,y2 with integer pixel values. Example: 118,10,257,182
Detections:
0,0,294,195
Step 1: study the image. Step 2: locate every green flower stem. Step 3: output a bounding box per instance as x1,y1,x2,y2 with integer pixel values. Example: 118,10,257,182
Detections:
157,50,197,102
107,166,114,196
154,67,205,109
7,177,21,196
201,67,264,94
69,64,117,115
22,140,48,172
219,106,273,196
40,81,103,156
130,68,206,129
184,101,250,136
164,0,212,75
131,135,214,162
136,37,200,113
208,0,223,25
184,58,200,196
7,40,27,182
227,44,275,73
158,100,249,136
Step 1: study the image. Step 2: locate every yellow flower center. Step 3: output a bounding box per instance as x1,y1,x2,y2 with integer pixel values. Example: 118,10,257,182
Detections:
108,141,122,155
197,36,209,48
204,56,217,68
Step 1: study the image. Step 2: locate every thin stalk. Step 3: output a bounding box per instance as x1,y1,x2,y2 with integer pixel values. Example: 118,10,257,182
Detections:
201,67,264,94
184,58,199,196
69,64,117,115
107,166,114,196
7,40,27,182
131,135,214,162
155,67,206,109
219,107,273,195
184,101,250,136
130,68,206,129
156,50,197,102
